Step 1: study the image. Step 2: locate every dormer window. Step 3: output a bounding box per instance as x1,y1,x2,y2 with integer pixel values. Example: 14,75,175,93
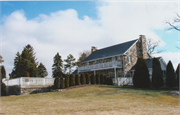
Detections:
128,55,132,63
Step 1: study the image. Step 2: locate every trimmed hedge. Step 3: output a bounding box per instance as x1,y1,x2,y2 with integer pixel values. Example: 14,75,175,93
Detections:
65,75,69,88
133,56,150,88
1,82,6,96
91,74,96,84
75,74,80,85
69,74,75,86
54,76,60,89
166,61,175,88
104,75,107,84
96,73,100,84
80,73,86,85
107,76,113,85
60,76,65,89
152,58,163,88
100,74,104,84
85,73,90,84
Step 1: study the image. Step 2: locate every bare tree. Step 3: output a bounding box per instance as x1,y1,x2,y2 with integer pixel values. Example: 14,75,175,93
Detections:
166,13,180,49
76,50,91,67
0,55,4,63
166,13,180,31
146,38,164,54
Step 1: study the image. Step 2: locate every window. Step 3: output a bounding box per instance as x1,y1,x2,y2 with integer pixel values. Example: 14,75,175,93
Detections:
128,55,132,63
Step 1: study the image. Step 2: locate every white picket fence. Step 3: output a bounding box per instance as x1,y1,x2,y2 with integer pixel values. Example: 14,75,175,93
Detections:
3,77,55,86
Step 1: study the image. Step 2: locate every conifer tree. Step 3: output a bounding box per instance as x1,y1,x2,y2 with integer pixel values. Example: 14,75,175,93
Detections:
75,74,80,85
91,74,96,84
176,64,179,88
38,63,48,77
80,73,86,85
64,54,76,74
11,52,21,78
52,52,63,78
1,65,6,80
60,76,65,89
11,44,39,77
166,61,175,88
65,75,69,88
152,58,163,88
85,73,90,84
96,73,100,84
69,74,75,86
133,56,150,88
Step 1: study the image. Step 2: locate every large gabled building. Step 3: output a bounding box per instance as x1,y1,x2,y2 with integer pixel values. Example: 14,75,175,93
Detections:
77,35,166,85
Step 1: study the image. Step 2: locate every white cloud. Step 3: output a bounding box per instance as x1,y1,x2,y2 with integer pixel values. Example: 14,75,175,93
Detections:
1,1,179,78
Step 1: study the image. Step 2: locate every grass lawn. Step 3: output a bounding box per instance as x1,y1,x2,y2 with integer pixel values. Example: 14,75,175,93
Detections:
0,85,180,115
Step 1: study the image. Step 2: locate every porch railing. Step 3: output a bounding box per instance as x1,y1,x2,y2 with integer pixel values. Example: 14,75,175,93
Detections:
78,61,122,72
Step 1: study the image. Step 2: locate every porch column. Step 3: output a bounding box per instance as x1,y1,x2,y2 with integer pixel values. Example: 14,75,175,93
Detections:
123,56,125,78
94,70,96,75
114,67,116,84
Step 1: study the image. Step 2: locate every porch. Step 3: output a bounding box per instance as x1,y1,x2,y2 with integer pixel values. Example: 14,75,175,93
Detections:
78,61,122,72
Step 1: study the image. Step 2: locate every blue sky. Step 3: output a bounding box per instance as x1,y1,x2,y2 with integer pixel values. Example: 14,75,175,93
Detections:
0,1,179,78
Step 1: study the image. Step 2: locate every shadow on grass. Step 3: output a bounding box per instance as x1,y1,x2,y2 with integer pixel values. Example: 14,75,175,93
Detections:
98,85,171,94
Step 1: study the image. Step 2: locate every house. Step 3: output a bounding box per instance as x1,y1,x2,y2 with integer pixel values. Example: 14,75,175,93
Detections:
77,35,166,85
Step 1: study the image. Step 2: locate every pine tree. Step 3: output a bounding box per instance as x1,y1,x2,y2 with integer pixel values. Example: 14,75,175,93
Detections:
60,76,65,89
65,75,69,88
52,52,63,78
166,61,175,88
96,73,100,84
12,52,21,78
11,44,39,77
1,65,6,80
75,74,80,85
54,76,60,89
176,64,179,88
38,62,48,77
80,73,86,85
64,54,76,74
133,56,150,88
91,74,96,84
69,74,75,86
85,73,90,84
152,58,163,88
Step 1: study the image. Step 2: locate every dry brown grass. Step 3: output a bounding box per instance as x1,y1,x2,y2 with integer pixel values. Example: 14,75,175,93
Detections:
0,85,180,115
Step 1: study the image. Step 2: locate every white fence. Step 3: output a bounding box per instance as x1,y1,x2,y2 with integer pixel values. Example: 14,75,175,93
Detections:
3,77,55,86
78,61,122,72
113,77,133,86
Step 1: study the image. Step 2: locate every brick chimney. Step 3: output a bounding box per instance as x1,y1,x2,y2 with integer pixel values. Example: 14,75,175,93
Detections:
91,46,97,53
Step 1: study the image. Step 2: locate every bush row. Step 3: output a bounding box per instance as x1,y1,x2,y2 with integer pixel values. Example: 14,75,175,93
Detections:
54,73,113,89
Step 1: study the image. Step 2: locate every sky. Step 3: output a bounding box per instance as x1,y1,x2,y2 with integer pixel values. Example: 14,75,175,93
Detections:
0,0,179,78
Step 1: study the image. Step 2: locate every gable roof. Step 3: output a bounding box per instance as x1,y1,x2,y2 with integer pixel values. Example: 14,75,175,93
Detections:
82,39,138,63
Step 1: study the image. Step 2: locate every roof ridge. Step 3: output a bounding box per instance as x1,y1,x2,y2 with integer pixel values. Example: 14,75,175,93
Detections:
97,39,138,51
